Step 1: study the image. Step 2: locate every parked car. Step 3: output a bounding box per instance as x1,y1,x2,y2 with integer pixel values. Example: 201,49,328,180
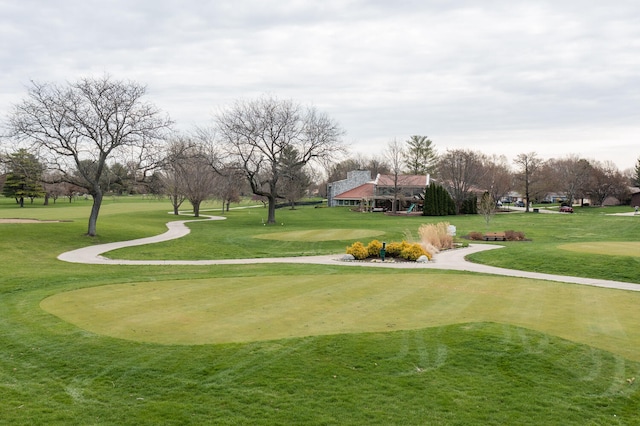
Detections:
514,201,525,207
559,205,574,213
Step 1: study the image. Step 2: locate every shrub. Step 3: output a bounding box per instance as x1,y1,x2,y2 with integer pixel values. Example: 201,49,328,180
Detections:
400,243,430,261
346,242,368,260
385,241,405,257
505,230,525,241
366,240,383,257
468,232,483,240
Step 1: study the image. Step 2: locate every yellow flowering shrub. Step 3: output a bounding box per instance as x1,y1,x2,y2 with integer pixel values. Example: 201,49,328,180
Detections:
400,243,430,261
346,241,368,260
367,240,383,257
385,241,405,257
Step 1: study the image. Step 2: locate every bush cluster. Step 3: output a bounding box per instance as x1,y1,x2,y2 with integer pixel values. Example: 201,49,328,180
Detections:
367,240,383,257
346,241,368,260
400,243,429,261
346,240,431,261
467,230,526,241
504,230,526,241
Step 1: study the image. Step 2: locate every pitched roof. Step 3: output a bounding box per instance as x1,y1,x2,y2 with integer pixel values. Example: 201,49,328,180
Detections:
375,174,429,187
333,182,375,200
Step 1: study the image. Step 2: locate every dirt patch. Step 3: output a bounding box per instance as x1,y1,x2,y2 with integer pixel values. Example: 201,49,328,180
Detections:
0,218,64,223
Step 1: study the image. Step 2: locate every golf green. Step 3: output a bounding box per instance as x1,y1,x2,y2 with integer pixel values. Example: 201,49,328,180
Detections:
558,242,640,257
40,273,640,358
253,228,385,241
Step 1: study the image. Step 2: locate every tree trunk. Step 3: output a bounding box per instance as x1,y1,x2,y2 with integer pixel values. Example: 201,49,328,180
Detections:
87,192,102,236
267,196,277,224
193,201,200,217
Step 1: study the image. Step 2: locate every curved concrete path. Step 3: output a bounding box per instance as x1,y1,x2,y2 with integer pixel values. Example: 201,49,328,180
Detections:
58,214,640,292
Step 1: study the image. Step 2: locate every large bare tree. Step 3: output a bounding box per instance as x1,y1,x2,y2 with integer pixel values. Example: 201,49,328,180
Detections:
513,152,543,212
212,165,246,212
480,154,513,205
7,75,171,236
215,95,344,223
437,149,487,214
546,155,592,205
585,160,629,206
159,138,193,215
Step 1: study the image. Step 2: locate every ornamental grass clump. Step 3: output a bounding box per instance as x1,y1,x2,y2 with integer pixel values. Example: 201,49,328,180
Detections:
419,222,454,251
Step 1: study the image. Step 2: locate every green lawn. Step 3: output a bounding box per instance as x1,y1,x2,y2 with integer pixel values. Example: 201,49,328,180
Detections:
1,196,640,425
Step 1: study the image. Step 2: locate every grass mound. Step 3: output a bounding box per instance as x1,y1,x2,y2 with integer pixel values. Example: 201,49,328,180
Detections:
253,228,384,242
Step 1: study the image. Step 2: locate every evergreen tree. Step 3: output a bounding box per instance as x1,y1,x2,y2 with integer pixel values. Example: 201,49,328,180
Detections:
1,149,44,207
423,183,455,216
460,195,478,214
404,135,437,175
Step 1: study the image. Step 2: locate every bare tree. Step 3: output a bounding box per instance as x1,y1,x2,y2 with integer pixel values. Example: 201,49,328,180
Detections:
385,139,405,213
278,146,312,209
404,135,437,175
367,155,391,178
325,155,389,184
325,157,369,184
212,165,246,212
163,138,216,217
480,154,513,205
513,152,543,212
478,191,495,229
585,160,628,206
215,95,344,224
546,155,592,205
7,75,171,236
159,138,193,215
437,149,487,214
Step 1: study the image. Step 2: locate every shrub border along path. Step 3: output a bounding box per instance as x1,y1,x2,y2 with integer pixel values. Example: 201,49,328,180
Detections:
57,213,640,292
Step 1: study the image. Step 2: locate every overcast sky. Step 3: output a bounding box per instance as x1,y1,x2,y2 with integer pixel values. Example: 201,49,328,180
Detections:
2,0,639,170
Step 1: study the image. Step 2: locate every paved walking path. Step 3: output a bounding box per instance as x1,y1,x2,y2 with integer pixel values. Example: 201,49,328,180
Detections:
58,214,640,292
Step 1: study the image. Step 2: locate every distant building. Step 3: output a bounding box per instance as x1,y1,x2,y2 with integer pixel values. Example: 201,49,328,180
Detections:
327,170,429,212
326,170,371,207
628,187,640,207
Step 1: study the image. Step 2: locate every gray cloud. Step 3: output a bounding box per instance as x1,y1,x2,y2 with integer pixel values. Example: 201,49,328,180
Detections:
2,0,639,169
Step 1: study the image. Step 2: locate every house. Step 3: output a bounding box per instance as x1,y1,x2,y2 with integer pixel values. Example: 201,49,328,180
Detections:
630,187,640,208
326,170,372,207
602,186,640,206
328,170,429,212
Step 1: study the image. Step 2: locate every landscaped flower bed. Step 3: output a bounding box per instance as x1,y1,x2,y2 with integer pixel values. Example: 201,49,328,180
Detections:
345,239,431,261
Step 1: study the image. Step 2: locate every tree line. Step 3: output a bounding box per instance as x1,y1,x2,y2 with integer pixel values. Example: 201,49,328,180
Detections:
1,75,638,236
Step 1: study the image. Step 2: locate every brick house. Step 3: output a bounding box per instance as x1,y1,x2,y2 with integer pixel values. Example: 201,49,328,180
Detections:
328,171,429,212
